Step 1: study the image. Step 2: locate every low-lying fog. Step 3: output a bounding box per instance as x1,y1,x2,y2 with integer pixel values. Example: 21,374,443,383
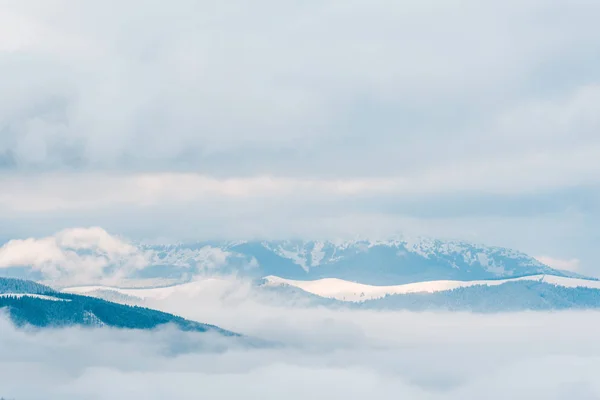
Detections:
2,283,600,400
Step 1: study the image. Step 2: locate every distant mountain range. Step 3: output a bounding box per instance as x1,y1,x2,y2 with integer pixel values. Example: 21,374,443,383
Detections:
1,236,589,286
2,234,598,312
132,238,587,285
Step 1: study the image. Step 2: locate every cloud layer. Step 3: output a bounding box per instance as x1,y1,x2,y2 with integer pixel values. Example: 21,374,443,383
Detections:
1,0,600,178
1,0,599,274
1,306,600,399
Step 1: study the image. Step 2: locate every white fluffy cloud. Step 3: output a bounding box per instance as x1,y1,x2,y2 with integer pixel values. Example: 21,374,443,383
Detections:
0,227,148,281
0,227,239,284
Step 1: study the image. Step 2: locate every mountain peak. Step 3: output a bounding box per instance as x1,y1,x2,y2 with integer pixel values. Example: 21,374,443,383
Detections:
0,230,588,286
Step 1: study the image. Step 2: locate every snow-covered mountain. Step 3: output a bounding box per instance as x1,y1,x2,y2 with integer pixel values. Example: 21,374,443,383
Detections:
62,274,600,313
134,238,584,285
0,229,590,286
51,236,600,313
262,274,600,301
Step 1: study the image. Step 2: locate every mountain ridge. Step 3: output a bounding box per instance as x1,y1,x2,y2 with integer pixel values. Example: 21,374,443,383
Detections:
0,230,591,286
61,274,600,313
0,277,238,335
135,238,587,285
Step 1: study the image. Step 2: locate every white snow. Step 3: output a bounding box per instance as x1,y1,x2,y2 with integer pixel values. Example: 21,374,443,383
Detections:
83,311,105,326
311,242,325,266
62,273,600,305
62,278,236,301
153,245,231,269
262,275,600,302
262,242,310,272
0,293,70,302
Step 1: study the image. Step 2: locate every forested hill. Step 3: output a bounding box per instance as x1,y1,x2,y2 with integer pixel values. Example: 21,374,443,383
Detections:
0,277,236,335
0,278,54,295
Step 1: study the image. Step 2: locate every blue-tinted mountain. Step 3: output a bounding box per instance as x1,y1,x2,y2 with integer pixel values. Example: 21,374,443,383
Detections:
136,238,586,285
1,236,590,286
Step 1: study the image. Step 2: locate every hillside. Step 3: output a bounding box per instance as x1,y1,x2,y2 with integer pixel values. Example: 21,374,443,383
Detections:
261,274,600,301
61,274,600,313
0,277,237,335
260,279,600,312
360,281,600,312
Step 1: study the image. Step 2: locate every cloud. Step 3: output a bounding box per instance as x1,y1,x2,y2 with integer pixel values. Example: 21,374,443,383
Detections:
2,160,600,216
0,173,406,213
536,256,581,272
0,227,241,284
0,0,599,179
1,304,600,399
1,0,599,276
2,82,600,197
0,227,148,282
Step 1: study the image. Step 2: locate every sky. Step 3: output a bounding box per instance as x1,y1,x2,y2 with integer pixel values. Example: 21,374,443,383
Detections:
1,0,599,274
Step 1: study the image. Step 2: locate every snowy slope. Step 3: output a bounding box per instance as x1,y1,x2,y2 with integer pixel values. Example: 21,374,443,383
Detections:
0,277,241,335
63,274,600,305
63,278,236,301
263,275,600,302
60,274,600,312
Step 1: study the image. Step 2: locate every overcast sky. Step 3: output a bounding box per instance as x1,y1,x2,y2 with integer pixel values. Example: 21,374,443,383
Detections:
1,0,599,274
